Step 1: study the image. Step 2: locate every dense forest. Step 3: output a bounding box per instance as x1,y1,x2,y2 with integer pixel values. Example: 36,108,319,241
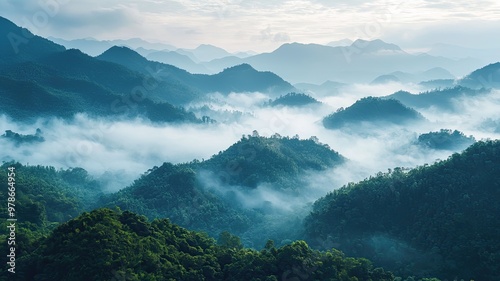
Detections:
6,208,397,281
305,140,500,280
99,135,345,246
2,14,500,281
267,92,320,107
416,129,475,150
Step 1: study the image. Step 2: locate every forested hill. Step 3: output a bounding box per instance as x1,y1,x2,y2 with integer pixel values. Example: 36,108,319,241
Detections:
304,140,500,280
16,208,395,281
268,92,321,107
100,135,345,239
197,134,344,188
323,97,425,130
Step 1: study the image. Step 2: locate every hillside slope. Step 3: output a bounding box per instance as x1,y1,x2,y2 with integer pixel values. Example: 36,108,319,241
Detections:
305,140,500,280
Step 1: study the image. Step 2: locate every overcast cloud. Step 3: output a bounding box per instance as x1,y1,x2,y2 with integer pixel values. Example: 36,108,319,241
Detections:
1,0,499,52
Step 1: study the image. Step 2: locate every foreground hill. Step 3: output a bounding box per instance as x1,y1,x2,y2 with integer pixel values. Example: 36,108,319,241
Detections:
323,97,425,129
15,208,395,281
304,140,500,280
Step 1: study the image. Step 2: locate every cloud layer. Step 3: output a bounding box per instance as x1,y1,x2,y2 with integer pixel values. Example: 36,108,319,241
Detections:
1,0,500,52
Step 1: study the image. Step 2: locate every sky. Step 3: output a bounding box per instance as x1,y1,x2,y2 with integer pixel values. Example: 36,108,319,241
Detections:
1,0,500,53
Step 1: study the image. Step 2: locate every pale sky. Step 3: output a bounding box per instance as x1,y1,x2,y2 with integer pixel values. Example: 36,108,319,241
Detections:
1,0,500,52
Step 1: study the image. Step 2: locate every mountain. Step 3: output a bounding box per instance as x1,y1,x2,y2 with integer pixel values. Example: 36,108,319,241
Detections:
371,67,455,84
268,92,321,107
99,162,250,236
0,17,65,66
98,135,344,247
182,44,232,62
197,135,344,189
418,79,455,89
304,140,500,280
385,86,488,111
16,208,395,281
98,46,295,97
0,45,199,122
323,97,425,130
417,129,475,150
48,36,177,56
327,38,353,47
294,80,348,97
146,50,212,74
204,39,479,84
458,62,500,89
371,74,401,84
350,39,403,53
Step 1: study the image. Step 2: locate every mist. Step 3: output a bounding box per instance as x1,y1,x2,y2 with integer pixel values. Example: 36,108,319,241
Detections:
1,82,499,245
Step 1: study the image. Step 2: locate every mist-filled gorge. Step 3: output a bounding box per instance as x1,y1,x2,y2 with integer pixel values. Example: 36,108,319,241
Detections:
1,6,500,280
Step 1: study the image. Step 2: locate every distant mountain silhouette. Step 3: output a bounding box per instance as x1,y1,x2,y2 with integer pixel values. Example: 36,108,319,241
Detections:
371,74,401,84
323,97,425,129
204,40,477,84
372,67,455,84
180,44,232,62
48,36,177,56
146,50,211,74
458,62,500,89
98,46,295,97
294,80,347,97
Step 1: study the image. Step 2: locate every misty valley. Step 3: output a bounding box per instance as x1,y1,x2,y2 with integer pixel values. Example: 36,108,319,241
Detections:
1,15,500,281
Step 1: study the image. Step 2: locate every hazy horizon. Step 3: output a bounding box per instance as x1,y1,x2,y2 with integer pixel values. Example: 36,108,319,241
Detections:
1,0,500,53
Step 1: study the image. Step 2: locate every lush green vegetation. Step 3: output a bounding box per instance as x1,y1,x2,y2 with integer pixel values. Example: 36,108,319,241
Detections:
417,129,475,150
14,208,396,281
99,135,344,246
0,59,200,123
323,97,424,129
305,140,500,280
267,92,320,107
197,135,344,188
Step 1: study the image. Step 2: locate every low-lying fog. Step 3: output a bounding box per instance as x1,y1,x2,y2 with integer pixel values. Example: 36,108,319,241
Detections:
1,82,499,217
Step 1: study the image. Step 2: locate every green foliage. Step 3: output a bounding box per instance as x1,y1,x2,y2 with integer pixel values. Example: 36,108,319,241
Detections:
0,53,200,123
305,140,500,280
268,92,320,107
417,129,475,150
323,97,424,129
100,163,251,236
199,135,344,188
17,208,395,281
